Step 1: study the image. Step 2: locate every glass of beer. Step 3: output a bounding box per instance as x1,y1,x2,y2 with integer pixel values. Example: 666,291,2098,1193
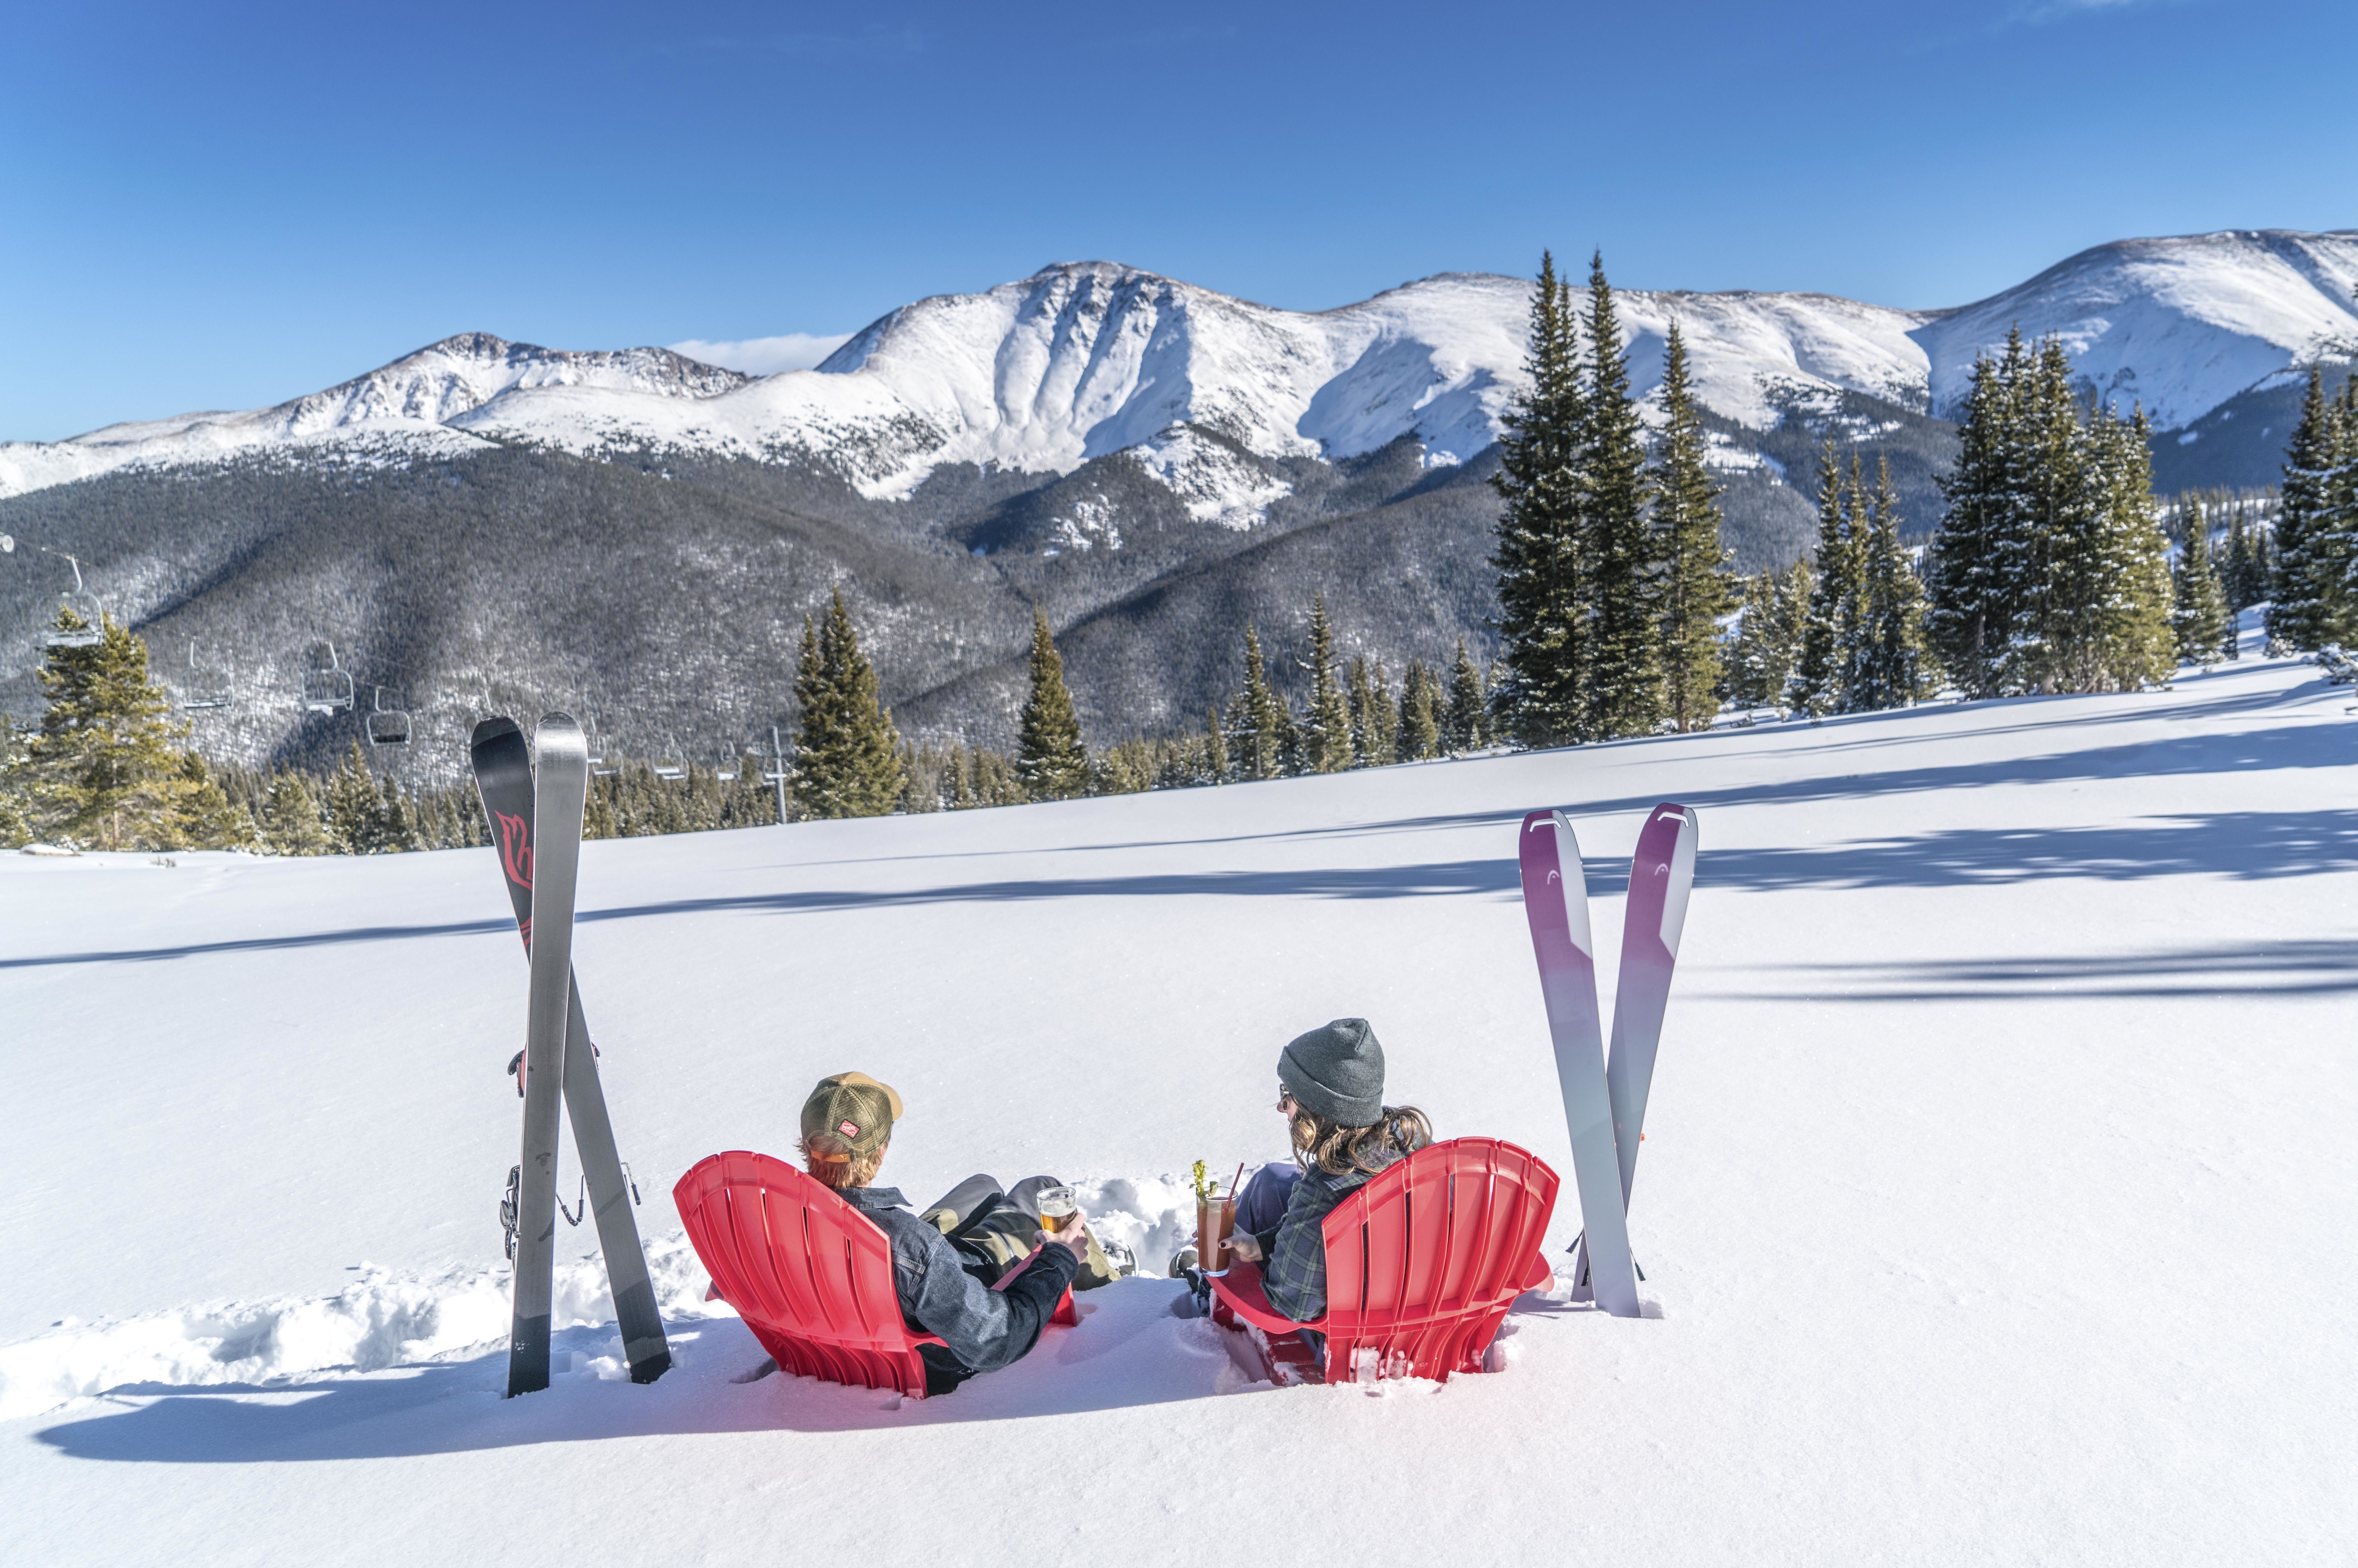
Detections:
1037,1186,1078,1235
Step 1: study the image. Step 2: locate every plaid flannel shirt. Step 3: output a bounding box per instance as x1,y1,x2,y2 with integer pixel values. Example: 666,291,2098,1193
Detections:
1260,1150,1403,1323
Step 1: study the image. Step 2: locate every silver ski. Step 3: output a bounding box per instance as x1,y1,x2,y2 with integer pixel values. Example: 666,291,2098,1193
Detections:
1517,810,1642,1319
508,713,587,1397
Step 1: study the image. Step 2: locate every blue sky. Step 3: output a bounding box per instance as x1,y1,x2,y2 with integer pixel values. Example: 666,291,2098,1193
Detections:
2,0,2350,441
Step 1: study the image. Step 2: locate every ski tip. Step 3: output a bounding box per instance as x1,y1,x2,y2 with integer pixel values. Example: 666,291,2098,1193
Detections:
534,711,583,739
470,716,523,750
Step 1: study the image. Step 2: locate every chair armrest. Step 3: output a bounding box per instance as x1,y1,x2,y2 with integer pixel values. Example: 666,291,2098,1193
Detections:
1519,1251,1555,1294
1208,1259,1324,1336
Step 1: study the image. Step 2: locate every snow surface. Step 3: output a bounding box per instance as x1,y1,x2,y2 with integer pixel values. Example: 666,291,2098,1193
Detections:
3,622,2351,1563
10,232,2356,504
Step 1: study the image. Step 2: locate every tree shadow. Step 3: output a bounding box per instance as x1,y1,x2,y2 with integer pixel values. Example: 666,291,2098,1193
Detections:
1703,938,2358,1001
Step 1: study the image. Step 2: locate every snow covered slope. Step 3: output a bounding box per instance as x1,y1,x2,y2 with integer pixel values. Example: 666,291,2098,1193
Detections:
1,624,2350,1565
1915,230,2358,428
8,231,2354,507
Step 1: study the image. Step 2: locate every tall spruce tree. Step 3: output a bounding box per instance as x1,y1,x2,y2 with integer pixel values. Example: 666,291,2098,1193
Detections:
1851,458,1932,710
1788,444,1862,716
1202,707,1228,783
1300,598,1353,773
1579,252,1663,740
791,589,905,818
1722,559,1815,711
1487,252,1590,748
2269,367,2350,650
1223,624,1283,781
2171,497,2233,665
1652,321,1736,731
1926,332,2032,697
23,610,196,850
264,770,332,855
1014,608,1090,800
1446,639,1487,751
1399,661,1442,760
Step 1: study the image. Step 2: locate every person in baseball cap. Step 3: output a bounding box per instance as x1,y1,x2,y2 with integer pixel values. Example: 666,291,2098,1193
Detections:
792,1070,1121,1395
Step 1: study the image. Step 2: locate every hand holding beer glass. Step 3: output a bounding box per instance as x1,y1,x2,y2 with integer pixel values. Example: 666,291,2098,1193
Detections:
1036,1185,1090,1261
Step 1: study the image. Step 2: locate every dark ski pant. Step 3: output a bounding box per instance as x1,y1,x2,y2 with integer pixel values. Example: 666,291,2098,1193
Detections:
920,1175,1124,1290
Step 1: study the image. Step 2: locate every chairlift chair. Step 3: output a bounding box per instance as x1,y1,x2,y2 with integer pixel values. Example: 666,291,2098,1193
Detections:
303,643,356,714
715,745,741,784
179,641,234,711
366,686,414,747
39,552,105,649
653,737,688,782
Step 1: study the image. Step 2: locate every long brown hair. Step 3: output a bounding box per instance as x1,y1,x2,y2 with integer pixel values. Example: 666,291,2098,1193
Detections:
1289,1103,1432,1177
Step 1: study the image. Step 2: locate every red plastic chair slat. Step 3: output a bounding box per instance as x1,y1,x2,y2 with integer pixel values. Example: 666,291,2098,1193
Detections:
1208,1137,1561,1385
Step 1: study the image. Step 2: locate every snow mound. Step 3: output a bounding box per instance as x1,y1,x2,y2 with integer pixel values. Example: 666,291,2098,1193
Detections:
0,1236,719,1422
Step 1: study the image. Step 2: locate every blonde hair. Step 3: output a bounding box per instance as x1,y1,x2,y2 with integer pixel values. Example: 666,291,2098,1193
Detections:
1288,1104,1431,1177
800,1137,887,1191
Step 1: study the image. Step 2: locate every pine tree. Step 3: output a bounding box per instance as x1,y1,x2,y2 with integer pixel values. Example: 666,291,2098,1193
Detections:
179,754,261,850
1014,608,1090,800
1488,251,1590,748
1399,661,1442,759
1223,624,1283,781
1202,706,1228,782
790,589,906,818
1651,322,1736,731
1577,252,1663,739
1366,661,1398,766
323,742,388,853
1445,639,1487,751
2267,367,2346,651
2171,496,2232,665
1789,444,1862,716
1346,656,1376,768
1721,560,1815,712
0,718,35,848
22,611,196,849
1299,598,1353,773
1851,458,1932,710
2076,403,2175,691
1926,332,2031,697
264,771,332,855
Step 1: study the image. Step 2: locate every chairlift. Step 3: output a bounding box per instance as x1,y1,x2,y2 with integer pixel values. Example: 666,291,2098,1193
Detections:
366,686,413,747
653,737,688,782
583,718,618,776
303,642,356,713
38,552,106,648
179,641,234,710
714,745,741,784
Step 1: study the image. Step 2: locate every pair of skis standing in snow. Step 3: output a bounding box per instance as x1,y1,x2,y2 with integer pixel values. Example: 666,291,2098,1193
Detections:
474,708,1696,1394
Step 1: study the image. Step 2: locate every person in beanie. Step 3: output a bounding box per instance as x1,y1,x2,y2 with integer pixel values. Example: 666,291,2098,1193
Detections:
1222,1020,1432,1355
797,1071,1120,1395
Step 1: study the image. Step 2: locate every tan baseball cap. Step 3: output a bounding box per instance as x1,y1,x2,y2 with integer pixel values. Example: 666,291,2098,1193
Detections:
800,1071,904,1158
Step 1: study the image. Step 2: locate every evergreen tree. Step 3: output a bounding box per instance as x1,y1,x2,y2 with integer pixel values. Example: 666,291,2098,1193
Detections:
264,771,332,855
1651,321,1735,731
22,610,195,849
1445,639,1487,751
1398,661,1442,760
1367,661,1398,766
2224,498,2262,613
1851,458,1933,710
1925,333,2032,697
180,754,261,850
324,742,390,853
1722,560,1815,712
1788,444,1862,716
1202,706,1228,783
1580,252,1664,740
2171,496,2232,665
0,718,34,848
1299,598,1353,773
2268,367,2343,650
1014,608,1090,800
1487,251,1590,748
1346,656,1377,768
791,590,905,818
1222,624,1283,781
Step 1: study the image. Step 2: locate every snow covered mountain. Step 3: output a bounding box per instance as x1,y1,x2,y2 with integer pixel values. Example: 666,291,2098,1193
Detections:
6,231,2354,507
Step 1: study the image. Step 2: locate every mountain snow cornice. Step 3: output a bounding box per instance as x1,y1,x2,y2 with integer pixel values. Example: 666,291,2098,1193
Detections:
4,230,2354,503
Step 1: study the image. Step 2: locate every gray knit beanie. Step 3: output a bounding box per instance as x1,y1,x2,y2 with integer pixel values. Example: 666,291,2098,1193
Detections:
1278,1018,1385,1128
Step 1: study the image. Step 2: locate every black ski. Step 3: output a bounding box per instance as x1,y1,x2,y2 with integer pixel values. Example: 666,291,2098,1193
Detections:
472,716,671,1389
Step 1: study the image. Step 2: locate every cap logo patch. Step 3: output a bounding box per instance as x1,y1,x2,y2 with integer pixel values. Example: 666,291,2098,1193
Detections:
839,1120,860,1137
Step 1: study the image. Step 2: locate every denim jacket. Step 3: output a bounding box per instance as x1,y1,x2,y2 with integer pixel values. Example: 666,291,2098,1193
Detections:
841,1186,1079,1389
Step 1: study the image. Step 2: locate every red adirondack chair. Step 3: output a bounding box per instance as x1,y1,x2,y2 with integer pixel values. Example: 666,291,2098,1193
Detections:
674,1151,1077,1400
1209,1136,1560,1385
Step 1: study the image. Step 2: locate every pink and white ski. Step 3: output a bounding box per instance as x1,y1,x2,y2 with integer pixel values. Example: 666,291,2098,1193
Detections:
1520,802,1699,1317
